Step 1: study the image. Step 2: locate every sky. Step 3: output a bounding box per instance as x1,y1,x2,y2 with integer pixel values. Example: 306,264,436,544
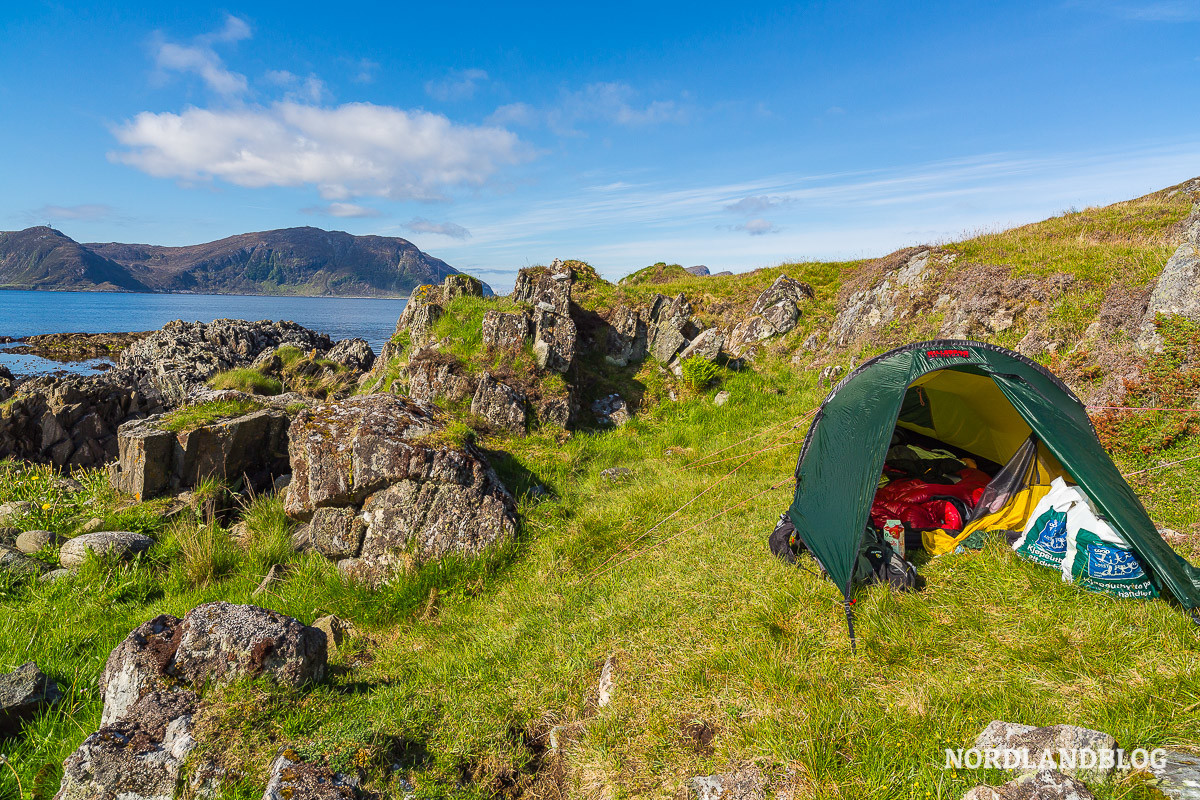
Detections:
2,1,1199,291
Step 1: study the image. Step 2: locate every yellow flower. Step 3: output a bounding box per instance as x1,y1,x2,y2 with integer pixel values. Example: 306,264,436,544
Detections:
41,503,51,511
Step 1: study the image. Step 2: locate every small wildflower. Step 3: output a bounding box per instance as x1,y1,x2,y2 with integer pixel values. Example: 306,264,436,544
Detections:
41,503,51,511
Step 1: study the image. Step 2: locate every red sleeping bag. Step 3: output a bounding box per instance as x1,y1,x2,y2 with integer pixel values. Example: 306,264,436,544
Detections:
869,469,989,531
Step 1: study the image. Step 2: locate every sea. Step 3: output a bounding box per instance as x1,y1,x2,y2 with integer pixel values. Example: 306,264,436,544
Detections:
0,290,408,377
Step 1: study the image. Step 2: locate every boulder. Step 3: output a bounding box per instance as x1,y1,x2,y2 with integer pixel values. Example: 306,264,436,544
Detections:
646,294,693,363
309,507,367,561
962,769,1095,800
973,721,1118,784
0,661,62,736
16,529,66,553
406,356,476,405
512,262,572,316
714,391,731,407
751,275,814,316
728,316,777,356
285,394,517,582
1,544,51,577
532,309,577,372
604,305,649,366
691,765,764,800
56,690,199,800
110,407,290,501
100,603,327,726
1146,750,1200,800
676,328,725,363
325,338,376,372
1138,207,1200,351
482,310,532,352
443,273,484,301
59,531,154,569
263,750,359,800
471,373,527,434
592,394,631,427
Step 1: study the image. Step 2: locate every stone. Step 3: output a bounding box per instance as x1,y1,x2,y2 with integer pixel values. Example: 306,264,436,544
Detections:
0,662,62,736
532,309,577,372
0,526,18,546
16,529,66,554
442,273,484,301
309,507,367,560
0,500,34,527
405,356,476,406
691,765,764,800
600,467,633,482
252,564,287,597
604,305,649,366
973,721,1118,783
512,264,572,316
761,300,799,334
592,394,631,426
1,544,51,577
312,615,354,654
110,407,291,501
394,295,445,349
1146,749,1200,800
262,749,359,800
677,328,725,363
482,310,531,352
597,655,616,708
961,769,1096,800
1138,207,1200,351
325,338,376,372
817,365,845,388
470,373,527,434
39,568,72,584
751,275,815,316
292,524,313,552
646,293,693,363
56,690,199,800
78,517,105,534
727,316,777,355
99,603,327,725
713,391,730,406
59,531,154,569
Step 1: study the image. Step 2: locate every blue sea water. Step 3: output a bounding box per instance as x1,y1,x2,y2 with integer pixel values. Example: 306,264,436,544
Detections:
0,290,407,377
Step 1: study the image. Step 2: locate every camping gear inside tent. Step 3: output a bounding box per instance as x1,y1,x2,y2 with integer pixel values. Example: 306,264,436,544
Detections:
787,340,1200,646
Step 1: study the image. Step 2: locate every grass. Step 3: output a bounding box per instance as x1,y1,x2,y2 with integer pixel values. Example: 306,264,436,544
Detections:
207,367,284,396
159,399,265,432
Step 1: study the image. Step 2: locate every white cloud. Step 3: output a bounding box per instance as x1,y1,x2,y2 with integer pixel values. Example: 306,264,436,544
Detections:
265,70,328,103
724,195,791,214
425,68,489,102
153,15,251,97
490,82,687,134
404,218,471,239
303,202,381,218
110,102,529,202
352,59,379,84
735,218,780,236
26,203,121,223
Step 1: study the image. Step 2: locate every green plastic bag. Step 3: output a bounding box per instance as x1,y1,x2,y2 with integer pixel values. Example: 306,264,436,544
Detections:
1061,503,1159,599
1012,478,1074,570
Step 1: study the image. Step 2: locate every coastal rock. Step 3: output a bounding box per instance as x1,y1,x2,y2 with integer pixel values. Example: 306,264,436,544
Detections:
532,309,577,372
406,356,475,405
325,338,376,372
1,544,52,577
513,261,573,316
471,373,527,434
309,507,367,561
109,406,290,501
262,750,359,800
16,529,66,553
312,615,354,655
604,305,649,366
1138,205,1200,351
59,531,154,568
100,603,326,726
1145,750,1200,800
482,310,532,352
56,690,199,800
442,273,484,301
0,661,62,736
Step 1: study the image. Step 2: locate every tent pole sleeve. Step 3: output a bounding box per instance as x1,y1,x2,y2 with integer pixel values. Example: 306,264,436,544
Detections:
844,599,857,655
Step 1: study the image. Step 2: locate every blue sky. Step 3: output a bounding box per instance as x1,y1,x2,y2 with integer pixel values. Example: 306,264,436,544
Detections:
2,1,1199,290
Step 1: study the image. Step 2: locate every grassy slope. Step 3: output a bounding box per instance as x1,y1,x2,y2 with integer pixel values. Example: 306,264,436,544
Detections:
3,187,1200,799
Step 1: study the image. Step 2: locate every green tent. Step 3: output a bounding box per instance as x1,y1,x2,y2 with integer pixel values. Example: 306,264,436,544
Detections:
787,340,1200,639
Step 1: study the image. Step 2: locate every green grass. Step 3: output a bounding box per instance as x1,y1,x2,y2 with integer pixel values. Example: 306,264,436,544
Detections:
159,399,266,432
207,367,284,396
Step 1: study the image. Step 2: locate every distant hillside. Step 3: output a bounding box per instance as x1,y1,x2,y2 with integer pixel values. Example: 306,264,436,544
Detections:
0,226,482,297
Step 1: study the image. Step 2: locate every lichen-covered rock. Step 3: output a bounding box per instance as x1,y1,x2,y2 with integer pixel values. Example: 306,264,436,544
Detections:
471,373,527,434
16,529,66,553
55,690,199,800
728,316,777,356
604,305,649,366
309,507,367,560
325,338,376,372
512,262,572,316
262,750,359,800
59,531,154,569
1,544,51,577
751,275,814,317
1138,206,1200,351
0,661,62,736
532,310,577,372
100,604,326,726
962,769,1096,800
443,273,484,301
592,394,631,427
393,289,445,350
482,310,531,352
973,721,1118,784
647,294,693,363
676,328,724,363
405,357,475,406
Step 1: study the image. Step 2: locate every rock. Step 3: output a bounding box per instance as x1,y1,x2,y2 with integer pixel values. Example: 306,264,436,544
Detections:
16,529,66,553
646,294,693,363
0,500,35,527
1138,207,1200,351
309,507,368,560
962,769,1095,800
442,273,484,301
252,564,287,597
59,531,154,569
262,749,359,800
728,316,777,356
56,690,198,800
285,394,517,581
604,305,649,366
676,328,725,363
312,615,354,654
471,373,527,434
600,467,633,482
0,526,18,546
973,721,1118,783
597,655,616,707
1146,749,1200,800
761,300,799,334
325,338,376,372
512,263,572,316
536,393,573,429
0,662,62,736
292,524,313,552
685,265,711,276
691,765,764,800
1,544,51,577
752,275,814,316
100,603,326,726
592,394,631,427
817,365,845,388
713,391,730,406
110,406,290,501
482,310,532,352
532,309,577,372
78,517,105,535
405,355,476,406
39,568,72,584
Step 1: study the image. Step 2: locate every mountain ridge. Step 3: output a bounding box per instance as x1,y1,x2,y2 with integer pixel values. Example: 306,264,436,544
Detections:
0,225,482,297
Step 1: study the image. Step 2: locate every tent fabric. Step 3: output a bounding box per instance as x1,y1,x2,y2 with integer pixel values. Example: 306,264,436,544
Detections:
788,339,1200,609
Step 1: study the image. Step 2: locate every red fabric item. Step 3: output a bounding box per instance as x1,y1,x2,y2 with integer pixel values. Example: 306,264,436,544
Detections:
870,468,987,531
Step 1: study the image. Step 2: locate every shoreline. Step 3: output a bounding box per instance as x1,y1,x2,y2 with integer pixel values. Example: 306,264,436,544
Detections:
0,286,413,301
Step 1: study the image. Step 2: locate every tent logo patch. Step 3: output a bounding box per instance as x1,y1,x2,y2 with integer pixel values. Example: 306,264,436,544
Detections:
926,349,970,359
1086,543,1146,581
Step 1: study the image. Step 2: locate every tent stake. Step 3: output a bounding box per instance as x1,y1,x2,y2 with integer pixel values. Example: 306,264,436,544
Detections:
844,599,857,655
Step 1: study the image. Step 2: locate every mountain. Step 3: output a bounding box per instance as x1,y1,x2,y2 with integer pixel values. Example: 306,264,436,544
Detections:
0,227,151,292
0,226,481,297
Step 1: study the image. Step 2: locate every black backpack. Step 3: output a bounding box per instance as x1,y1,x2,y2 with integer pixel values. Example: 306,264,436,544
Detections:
769,514,919,591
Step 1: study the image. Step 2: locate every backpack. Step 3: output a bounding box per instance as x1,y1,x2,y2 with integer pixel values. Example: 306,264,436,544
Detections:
854,527,920,590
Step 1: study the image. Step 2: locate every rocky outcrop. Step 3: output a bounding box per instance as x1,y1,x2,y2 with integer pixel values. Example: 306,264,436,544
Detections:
0,662,62,736
1137,203,1200,351
309,507,367,560
647,294,694,363
827,249,936,347
471,373,527,434
59,531,154,568
263,750,360,800
603,305,648,366
482,310,531,352
532,308,577,372
0,373,160,469
513,259,573,315
727,276,814,356
324,338,376,372
284,394,517,584
109,406,290,501
119,319,333,407
406,355,475,406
